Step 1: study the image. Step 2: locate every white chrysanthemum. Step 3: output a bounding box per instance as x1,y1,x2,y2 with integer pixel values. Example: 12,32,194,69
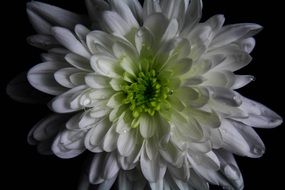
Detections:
16,0,283,189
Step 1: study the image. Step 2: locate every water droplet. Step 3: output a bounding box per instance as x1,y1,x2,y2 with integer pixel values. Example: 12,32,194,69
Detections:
221,128,227,134
252,146,265,155
224,165,239,180
169,90,174,95
83,98,91,106
122,128,129,133
249,76,256,81
136,29,144,37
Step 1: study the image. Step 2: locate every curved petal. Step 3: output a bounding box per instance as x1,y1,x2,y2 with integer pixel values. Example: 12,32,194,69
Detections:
49,85,87,113
54,67,85,88
101,11,132,36
140,142,167,182
210,23,262,49
237,96,283,128
110,0,139,28
7,72,50,104
27,1,87,32
52,129,86,159
52,27,91,59
182,0,203,34
28,62,68,95
117,129,137,156
65,53,92,71
27,34,59,50
139,113,157,139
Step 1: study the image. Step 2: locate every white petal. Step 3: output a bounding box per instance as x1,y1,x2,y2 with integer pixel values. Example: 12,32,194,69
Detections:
49,85,87,113
79,111,100,129
213,51,252,72
143,13,168,42
87,30,115,55
215,149,244,190
65,53,92,72
161,19,179,43
110,0,139,28
90,55,122,78
27,61,68,95
117,129,136,156
54,67,83,88
233,121,265,158
165,58,192,75
143,0,162,19
135,27,154,53
52,130,85,159
231,75,255,89
66,112,82,130
172,110,203,140
42,48,68,62
107,92,125,108
149,179,163,190
139,113,157,139
159,141,183,167
203,71,235,88
97,176,117,190
26,8,51,34
209,87,242,107
51,27,91,59
117,155,136,170
90,101,111,118
75,24,90,43
84,117,111,152
102,11,132,35
204,14,225,37
27,34,59,50
189,153,234,189
85,74,110,89
121,0,143,23
210,23,262,49
160,0,185,26
109,78,126,91
29,114,68,143
219,119,265,158
140,143,167,182
103,125,118,152
118,171,132,190
182,0,203,34
112,41,138,61
189,108,221,129
7,72,50,104
187,169,209,190
89,153,106,184
85,0,109,24
238,96,283,128
234,37,256,53
102,152,120,179
27,2,87,30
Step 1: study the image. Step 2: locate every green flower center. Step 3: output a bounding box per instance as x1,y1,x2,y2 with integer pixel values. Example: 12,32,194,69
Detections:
122,69,170,118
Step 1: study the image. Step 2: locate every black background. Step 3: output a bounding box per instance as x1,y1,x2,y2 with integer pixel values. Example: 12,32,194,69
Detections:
1,0,284,189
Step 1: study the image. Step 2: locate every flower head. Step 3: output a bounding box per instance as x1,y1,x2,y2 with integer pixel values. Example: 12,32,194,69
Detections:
12,0,283,189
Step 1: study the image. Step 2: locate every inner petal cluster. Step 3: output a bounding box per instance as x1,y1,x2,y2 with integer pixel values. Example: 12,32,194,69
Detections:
122,69,170,118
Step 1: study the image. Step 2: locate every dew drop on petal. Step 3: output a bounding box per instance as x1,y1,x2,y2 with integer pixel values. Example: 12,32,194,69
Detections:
136,29,144,37
83,98,91,106
249,76,256,81
220,128,227,134
252,146,265,155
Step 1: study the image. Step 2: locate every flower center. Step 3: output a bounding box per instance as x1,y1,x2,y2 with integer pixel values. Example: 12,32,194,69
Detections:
122,69,170,118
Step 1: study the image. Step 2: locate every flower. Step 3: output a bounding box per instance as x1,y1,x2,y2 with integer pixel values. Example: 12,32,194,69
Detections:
10,0,282,189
